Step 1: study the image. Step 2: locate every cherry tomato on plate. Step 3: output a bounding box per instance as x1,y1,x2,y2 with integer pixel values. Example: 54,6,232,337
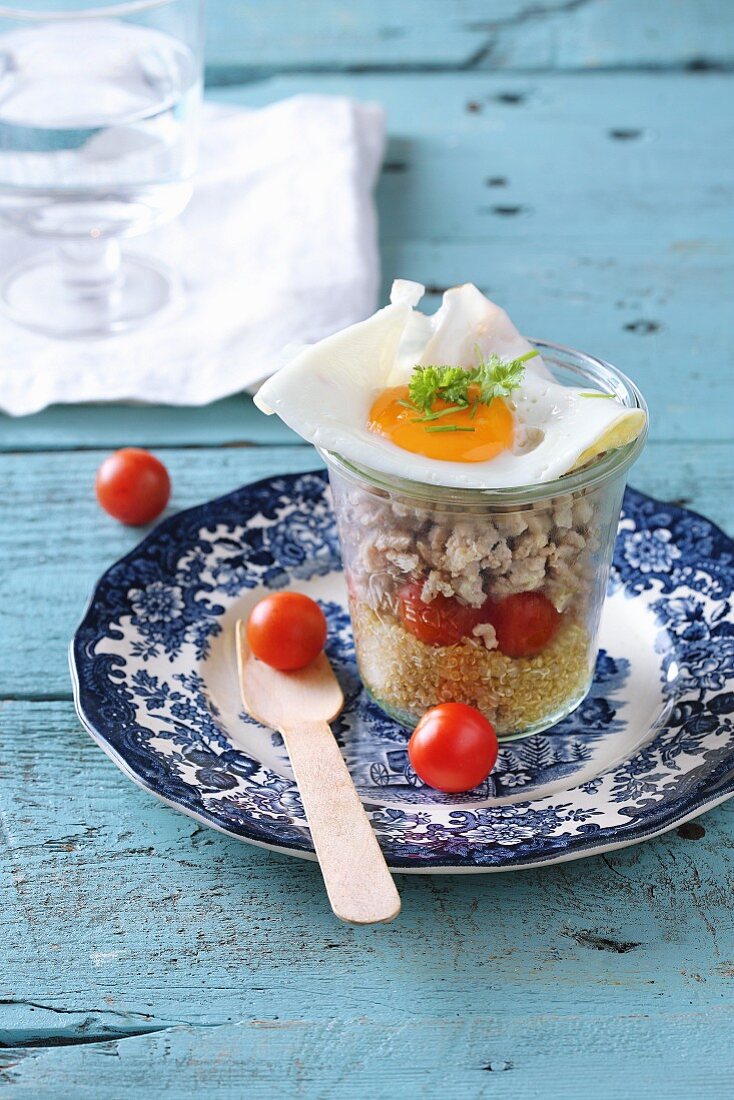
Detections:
398,581,484,647
246,591,327,671
95,448,171,526
491,591,560,658
408,702,498,793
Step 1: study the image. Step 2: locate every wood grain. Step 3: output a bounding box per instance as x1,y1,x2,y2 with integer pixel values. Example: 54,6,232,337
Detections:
3,1011,734,1099
201,0,734,77
1,701,732,1038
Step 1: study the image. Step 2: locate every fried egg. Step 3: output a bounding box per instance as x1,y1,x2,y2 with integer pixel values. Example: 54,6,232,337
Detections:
255,281,647,489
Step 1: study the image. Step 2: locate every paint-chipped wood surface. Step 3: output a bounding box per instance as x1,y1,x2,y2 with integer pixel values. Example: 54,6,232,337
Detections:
201,0,734,78
1,3,733,1096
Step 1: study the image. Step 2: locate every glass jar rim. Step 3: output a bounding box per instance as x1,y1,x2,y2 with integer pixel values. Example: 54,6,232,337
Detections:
320,339,649,509
0,0,175,20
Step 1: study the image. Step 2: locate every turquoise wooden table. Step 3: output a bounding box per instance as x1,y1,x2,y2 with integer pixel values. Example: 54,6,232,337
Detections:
1,3,733,1096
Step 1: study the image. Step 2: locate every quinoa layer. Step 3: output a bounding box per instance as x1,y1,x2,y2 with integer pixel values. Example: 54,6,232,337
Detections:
351,603,593,736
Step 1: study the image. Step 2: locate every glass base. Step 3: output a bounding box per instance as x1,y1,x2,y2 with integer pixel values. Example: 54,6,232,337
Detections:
0,249,178,339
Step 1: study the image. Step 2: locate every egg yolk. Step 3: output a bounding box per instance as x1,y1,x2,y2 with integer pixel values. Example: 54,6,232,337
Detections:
367,385,514,463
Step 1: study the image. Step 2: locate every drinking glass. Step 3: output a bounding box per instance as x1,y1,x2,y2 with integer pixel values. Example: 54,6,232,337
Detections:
0,0,203,337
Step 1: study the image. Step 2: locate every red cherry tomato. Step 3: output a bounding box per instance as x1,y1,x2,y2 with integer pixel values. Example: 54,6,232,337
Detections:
246,592,327,671
95,448,171,526
398,581,484,647
491,591,561,658
408,702,498,793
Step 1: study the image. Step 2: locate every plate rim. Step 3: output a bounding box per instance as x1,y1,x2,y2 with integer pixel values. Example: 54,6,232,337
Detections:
70,470,734,873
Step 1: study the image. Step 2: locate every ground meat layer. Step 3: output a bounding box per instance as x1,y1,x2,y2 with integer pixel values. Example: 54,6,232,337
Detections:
352,602,593,737
334,484,600,616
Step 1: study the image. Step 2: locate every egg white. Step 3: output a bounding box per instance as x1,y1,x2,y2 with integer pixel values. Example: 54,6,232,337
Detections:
255,281,646,489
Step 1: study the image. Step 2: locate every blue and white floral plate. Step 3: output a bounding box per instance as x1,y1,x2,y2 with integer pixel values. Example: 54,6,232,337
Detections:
70,471,734,872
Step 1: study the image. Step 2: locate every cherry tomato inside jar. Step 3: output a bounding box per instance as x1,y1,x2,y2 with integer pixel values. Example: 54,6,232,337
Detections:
408,702,499,793
95,448,171,526
246,592,327,671
398,581,484,647
491,592,561,658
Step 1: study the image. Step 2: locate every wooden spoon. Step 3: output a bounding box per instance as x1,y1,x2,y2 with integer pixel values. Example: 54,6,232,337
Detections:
235,620,401,925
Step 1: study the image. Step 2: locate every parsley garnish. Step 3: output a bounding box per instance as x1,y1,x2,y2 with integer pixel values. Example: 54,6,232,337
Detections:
474,348,536,404
579,391,615,399
406,348,537,426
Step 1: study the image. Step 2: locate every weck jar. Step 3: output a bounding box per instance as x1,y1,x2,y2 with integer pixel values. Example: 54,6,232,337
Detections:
322,341,648,740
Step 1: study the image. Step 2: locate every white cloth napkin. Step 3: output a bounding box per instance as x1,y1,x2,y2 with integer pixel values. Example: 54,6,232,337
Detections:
0,96,385,416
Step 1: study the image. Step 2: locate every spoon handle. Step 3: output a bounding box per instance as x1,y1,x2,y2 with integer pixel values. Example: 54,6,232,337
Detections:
280,720,401,925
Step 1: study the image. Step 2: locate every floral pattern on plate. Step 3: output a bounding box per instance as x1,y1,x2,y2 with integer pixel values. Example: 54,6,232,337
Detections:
71,471,734,871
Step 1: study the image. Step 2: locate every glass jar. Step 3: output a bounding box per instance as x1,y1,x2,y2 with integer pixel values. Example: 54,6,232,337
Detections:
322,341,648,740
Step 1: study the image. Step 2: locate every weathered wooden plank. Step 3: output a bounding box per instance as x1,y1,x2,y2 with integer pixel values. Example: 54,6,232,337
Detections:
1,699,732,1040
206,0,492,72
201,0,734,75
476,0,734,73
3,1009,734,1099
0,395,300,452
0,441,731,699
212,73,734,245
